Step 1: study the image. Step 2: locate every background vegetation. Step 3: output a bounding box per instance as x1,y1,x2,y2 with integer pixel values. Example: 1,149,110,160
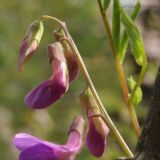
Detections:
0,0,159,159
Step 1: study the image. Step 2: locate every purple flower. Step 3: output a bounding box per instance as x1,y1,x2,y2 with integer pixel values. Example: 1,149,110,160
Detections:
67,53,79,83
18,21,44,71
13,116,85,160
79,87,109,157
86,111,109,157
25,42,69,109
54,29,79,82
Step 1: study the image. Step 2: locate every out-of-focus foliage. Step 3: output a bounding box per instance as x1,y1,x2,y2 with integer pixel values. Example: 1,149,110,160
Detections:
103,0,111,11
0,0,159,160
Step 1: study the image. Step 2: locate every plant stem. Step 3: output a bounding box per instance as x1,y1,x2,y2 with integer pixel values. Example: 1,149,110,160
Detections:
64,26,134,158
39,15,133,157
97,0,141,137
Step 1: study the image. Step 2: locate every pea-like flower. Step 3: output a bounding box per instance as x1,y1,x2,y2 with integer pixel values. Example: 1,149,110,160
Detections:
80,87,109,157
67,53,79,83
13,116,85,160
86,110,109,157
18,21,44,71
54,29,79,83
25,42,69,109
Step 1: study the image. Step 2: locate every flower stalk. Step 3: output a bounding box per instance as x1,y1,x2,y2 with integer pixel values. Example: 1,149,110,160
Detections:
38,15,133,157
97,0,141,137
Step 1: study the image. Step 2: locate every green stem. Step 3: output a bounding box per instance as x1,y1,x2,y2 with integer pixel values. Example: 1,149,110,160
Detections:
66,31,133,158
39,15,133,157
97,0,141,137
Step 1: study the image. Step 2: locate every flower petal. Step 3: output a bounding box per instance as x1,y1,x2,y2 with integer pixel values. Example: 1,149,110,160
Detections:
13,132,82,160
86,120,106,157
25,79,67,109
13,116,84,160
13,133,72,160
68,54,79,83
18,37,38,72
19,144,57,160
18,21,44,71
66,131,81,152
53,29,79,83
13,133,41,151
13,133,61,151
24,43,69,109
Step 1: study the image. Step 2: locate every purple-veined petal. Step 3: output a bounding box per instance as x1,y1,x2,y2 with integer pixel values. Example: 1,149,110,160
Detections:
53,29,79,83
67,54,79,83
13,132,81,160
13,116,85,160
18,37,38,72
86,119,105,157
13,133,42,151
65,131,82,158
25,77,67,109
25,43,69,109
13,133,60,152
65,116,84,153
79,86,109,157
18,21,44,71
18,36,29,70
19,144,57,160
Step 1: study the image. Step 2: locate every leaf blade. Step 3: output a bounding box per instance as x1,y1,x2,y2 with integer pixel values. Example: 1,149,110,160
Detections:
119,1,141,62
120,8,145,66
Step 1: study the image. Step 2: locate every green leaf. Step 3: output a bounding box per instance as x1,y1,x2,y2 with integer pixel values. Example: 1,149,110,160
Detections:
128,76,142,105
130,1,141,20
103,0,111,10
119,1,141,62
120,8,145,66
112,0,120,52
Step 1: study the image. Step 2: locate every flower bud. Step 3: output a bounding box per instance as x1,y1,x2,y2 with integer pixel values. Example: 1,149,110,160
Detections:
54,28,79,82
18,20,44,71
79,87,101,115
48,42,66,63
79,87,109,157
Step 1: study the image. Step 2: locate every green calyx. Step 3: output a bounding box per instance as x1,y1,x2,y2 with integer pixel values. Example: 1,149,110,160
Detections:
26,20,44,45
79,87,101,115
128,76,142,105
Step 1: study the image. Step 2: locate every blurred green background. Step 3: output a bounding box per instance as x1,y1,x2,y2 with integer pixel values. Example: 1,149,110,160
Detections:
0,0,159,159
